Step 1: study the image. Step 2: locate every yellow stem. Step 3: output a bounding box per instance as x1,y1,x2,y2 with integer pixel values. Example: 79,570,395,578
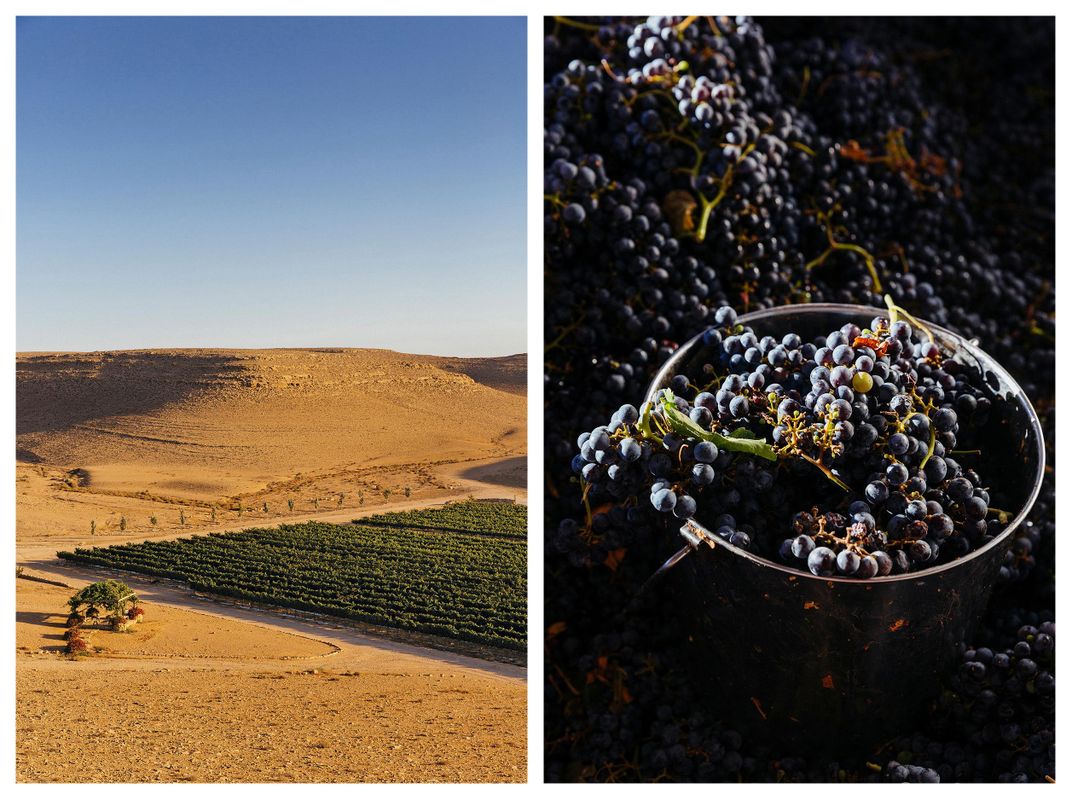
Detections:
553,16,601,32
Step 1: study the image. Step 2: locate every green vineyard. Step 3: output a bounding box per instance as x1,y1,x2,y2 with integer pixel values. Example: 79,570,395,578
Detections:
356,501,527,539
58,501,526,651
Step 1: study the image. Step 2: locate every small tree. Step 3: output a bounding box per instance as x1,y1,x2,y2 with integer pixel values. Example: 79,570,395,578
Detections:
149,515,158,527
287,498,294,512
263,501,269,514
313,497,320,510
90,520,96,536
337,493,344,507
211,507,217,523
358,491,365,506
382,489,391,502
68,580,139,629
179,509,186,526
119,516,127,532
404,486,411,499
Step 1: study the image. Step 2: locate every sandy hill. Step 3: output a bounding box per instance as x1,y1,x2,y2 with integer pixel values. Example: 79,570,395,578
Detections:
16,349,526,540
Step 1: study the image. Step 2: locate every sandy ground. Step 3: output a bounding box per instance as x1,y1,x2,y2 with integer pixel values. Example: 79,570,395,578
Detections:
17,577,525,783
15,348,528,783
17,349,526,541
17,581,337,659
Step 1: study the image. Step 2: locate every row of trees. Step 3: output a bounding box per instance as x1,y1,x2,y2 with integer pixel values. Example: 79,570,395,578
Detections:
87,487,417,534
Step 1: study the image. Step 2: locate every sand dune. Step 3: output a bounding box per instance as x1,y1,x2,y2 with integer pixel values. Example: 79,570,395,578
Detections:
16,349,526,541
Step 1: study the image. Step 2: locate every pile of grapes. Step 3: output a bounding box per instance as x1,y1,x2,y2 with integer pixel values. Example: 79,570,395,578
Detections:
544,16,1054,782
575,306,1022,579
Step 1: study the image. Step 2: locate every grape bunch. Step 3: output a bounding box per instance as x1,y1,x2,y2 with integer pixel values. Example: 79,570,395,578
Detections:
573,304,1011,579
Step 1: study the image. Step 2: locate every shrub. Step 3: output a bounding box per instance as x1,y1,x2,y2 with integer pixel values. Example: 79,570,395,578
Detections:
66,636,89,655
66,613,85,627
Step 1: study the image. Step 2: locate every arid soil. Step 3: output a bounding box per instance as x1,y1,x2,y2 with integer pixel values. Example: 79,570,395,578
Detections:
15,348,527,783
17,578,525,783
17,349,526,541
17,581,337,659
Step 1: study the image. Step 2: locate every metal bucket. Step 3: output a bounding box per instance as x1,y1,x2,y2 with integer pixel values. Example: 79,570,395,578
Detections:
644,304,1045,752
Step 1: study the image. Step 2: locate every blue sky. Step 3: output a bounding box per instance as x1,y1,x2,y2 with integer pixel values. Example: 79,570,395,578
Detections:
17,16,526,356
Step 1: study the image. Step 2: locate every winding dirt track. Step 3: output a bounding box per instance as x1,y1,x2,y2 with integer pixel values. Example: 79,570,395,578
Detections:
16,485,528,783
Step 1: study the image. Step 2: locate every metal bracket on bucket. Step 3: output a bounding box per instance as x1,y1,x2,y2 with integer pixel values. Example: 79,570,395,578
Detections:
638,519,717,596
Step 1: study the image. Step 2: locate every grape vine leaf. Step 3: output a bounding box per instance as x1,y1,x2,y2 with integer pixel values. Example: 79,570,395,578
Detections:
658,390,778,461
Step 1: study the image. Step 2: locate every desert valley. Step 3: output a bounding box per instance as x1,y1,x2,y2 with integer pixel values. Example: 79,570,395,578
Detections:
16,348,527,782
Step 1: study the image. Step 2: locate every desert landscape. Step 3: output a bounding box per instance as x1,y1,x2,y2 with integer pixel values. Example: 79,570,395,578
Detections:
16,348,527,782
18,348,526,540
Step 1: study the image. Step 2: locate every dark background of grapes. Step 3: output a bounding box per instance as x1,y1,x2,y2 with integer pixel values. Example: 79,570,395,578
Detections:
544,16,1054,782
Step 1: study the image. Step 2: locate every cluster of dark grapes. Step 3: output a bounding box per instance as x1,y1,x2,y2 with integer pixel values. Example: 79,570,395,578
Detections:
878,613,1056,783
544,15,1054,784
575,306,1003,580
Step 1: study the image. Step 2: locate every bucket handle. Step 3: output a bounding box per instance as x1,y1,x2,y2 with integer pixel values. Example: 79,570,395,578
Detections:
638,519,717,595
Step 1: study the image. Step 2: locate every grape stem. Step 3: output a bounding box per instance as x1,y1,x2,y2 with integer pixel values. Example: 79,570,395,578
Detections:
804,206,883,293
674,16,699,33
795,65,811,106
544,313,586,353
796,451,852,492
919,424,938,469
884,294,935,343
685,143,756,243
553,16,600,32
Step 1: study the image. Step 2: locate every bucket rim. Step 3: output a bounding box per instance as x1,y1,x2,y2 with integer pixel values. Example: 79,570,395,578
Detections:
644,302,1047,585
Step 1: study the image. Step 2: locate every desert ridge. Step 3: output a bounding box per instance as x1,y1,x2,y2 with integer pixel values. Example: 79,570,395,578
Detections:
16,348,526,542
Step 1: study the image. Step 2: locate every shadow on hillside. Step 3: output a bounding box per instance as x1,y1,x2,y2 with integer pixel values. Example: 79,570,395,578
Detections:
459,456,526,489
16,352,246,435
430,355,526,396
